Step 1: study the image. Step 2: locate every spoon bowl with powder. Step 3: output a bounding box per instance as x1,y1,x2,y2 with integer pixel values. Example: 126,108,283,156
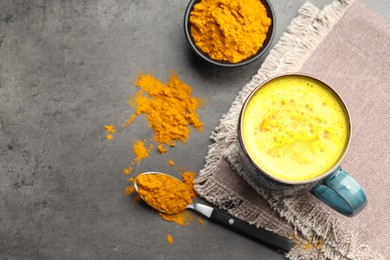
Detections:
134,172,293,253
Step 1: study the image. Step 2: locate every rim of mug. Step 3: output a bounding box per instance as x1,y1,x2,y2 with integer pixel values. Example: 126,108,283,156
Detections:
238,73,352,185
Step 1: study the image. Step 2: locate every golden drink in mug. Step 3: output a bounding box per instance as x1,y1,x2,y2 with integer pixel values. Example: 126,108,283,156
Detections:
238,74,366,216
242,75,349,182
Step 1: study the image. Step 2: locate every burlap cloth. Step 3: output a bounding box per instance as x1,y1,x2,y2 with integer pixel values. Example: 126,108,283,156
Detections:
194,0,389,259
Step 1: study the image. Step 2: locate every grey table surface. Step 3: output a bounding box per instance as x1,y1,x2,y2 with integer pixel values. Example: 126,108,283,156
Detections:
1,0,389,259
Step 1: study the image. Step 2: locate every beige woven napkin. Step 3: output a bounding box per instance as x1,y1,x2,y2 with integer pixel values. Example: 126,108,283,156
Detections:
194,0,390,259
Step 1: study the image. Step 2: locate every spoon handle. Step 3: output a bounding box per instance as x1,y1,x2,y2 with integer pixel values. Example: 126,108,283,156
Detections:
193,203,293,253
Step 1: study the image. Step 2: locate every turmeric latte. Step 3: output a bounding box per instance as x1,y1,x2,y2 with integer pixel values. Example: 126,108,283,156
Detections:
190,0,271,63
241,76,349,182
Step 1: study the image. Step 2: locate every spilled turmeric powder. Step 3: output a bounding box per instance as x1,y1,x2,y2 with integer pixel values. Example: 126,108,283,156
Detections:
133,140,152,161
134,194,141,203
157,144,168,154
124,185,135,195
160,210,194,226
103,72,204,231
129,73,204,146
121,114,136,128
167,234,174,244
108,72,204,173
104,125,116,140
190,0,271,63
290,233,325,252
197,218,204,224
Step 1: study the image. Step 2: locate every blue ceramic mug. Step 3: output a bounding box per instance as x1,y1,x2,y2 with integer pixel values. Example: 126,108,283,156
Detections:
237,74,367,217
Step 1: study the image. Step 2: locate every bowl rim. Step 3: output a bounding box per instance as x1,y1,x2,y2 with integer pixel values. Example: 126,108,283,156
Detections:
184,0,276,68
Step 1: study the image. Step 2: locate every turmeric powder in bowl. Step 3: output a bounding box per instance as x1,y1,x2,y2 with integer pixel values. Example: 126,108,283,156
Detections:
184,0,275,67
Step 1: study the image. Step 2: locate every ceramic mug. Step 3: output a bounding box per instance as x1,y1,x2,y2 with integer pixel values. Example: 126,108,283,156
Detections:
237,74,367,217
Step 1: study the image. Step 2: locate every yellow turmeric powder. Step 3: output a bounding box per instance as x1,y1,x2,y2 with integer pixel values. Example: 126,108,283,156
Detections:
133,171,197,226
104,72,204,174
135,174,193,214
121,114,136,128
290,233,325,252
128,73,203,146
190,0,271,63
134,194,141,202
167,234,174,244
104,125,115,133
104,125,116,140
133,140,152,161
181,171,197,198
104,72,203,229
158,171,197,225
124,185,135,195
157,144,168,154
160,210,194,226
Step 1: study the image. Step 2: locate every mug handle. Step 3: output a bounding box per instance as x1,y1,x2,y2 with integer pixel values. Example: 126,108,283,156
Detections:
310,167,367,217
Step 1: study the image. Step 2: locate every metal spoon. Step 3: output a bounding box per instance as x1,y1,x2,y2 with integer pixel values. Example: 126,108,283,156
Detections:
134,172,293,253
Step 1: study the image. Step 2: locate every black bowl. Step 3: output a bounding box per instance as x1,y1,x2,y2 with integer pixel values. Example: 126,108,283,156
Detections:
184,0,276,68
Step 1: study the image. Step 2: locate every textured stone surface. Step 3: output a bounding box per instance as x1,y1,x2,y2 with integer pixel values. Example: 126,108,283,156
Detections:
0,0,387,259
